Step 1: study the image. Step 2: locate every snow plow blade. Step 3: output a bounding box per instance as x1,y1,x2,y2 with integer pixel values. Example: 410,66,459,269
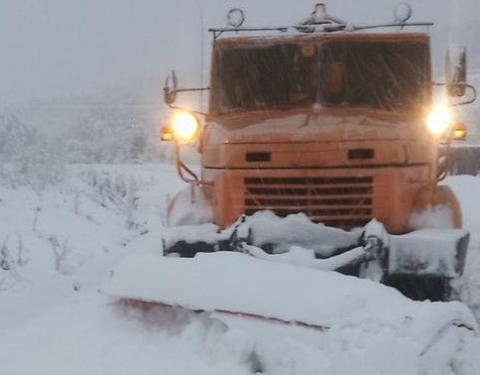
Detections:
162,213,469,300
103,252,478,364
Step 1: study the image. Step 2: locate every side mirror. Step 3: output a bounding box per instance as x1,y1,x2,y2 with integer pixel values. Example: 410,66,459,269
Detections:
446,48,467,97
164,70,178,104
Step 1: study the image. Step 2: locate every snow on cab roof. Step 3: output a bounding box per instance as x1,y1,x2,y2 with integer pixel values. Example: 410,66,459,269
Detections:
213,32,430,48
212,4,432,47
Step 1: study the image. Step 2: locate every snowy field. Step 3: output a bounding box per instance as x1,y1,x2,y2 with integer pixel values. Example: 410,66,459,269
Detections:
0,163,480,374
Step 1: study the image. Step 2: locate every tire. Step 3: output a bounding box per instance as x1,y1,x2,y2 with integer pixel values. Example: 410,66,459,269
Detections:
163,241,216,258
383,275,451,302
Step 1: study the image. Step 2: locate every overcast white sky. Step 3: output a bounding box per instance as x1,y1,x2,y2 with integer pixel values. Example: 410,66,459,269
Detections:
0,0,478,104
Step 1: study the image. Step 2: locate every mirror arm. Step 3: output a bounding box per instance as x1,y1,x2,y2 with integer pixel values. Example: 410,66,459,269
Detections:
167,102,207,116
437,137,452,182
174,142,200,184
164,86,210,116
170,87,210,94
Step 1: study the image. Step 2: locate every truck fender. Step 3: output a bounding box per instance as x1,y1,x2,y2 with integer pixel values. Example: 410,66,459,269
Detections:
412,185,462,229
166,184,214,227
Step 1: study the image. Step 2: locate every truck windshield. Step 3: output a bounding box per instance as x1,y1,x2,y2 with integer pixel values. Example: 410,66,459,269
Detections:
320,41,429,108
212,40,429,112
213,44,317,112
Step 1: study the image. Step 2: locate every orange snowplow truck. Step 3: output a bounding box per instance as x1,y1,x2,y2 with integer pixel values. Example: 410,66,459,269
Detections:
160,4,477,301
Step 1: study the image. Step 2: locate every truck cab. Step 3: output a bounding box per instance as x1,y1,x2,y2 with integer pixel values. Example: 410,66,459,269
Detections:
162,4,473,235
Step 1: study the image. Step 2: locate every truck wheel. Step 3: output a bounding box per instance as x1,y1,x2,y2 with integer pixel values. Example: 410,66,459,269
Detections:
163,241,216,258
383,275,451,302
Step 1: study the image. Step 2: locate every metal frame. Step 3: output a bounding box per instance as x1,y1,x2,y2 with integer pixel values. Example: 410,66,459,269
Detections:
164,86,210,116
208,22,434,41
174,142,200,184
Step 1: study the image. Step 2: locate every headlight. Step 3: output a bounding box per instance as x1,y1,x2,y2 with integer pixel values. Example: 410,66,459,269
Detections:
426,105,451,135
171,111,199,143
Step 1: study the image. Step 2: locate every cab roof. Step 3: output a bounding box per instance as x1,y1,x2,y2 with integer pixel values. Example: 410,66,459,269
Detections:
214,32,430,49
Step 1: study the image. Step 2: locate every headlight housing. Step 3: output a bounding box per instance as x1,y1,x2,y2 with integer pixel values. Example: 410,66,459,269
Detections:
171,111,199,144
426,105,451,136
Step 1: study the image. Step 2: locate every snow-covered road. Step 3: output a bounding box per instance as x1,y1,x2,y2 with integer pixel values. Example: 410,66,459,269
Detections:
0,164,479,374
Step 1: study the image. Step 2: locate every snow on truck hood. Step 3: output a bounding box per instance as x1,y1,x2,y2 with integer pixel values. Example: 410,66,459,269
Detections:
207,109,421,145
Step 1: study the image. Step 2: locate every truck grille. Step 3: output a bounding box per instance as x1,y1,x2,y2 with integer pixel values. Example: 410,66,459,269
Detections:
244,176,373,229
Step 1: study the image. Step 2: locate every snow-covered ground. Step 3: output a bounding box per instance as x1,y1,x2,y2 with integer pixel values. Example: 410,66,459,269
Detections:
0,163,480,374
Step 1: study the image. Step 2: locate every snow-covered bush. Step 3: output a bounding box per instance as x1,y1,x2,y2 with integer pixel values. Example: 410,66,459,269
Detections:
0,113,38,162
62,106,160,164
0,234,27,290
78,167,140,229
0,113,67,190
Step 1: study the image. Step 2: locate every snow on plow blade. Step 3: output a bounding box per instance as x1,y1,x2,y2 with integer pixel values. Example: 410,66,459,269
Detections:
163,213,469,280
387,229,469,277
103,252,478,368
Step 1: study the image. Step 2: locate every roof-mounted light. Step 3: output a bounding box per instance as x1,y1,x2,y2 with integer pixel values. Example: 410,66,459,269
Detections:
314,3,327,17
394,2,412,23
227,8,245,28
